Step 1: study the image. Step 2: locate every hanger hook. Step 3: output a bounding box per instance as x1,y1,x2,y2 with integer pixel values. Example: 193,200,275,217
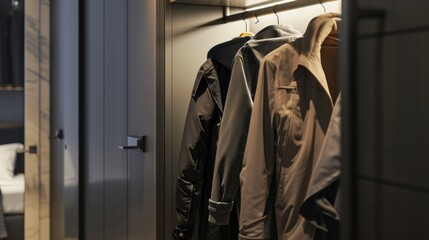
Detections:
274,5,280,25
254,11,260,24
319,0,326,13
242,13,248,32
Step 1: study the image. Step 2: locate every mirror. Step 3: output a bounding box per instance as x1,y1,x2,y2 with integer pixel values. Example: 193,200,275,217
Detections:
1,0,50,239
0,0,25,239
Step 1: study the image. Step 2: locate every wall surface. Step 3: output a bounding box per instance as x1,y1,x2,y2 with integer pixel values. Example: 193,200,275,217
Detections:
0,91,24,125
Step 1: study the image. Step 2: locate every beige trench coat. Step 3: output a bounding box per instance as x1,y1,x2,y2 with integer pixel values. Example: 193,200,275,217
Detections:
239,13,341,240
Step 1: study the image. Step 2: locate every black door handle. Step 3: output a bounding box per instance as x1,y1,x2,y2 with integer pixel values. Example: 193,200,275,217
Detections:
16,145,38,154
49,129,64,140
119,145,141,150
118,136,145,152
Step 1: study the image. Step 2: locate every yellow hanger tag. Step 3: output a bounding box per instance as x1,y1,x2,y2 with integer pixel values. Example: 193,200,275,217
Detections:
239,32,255,37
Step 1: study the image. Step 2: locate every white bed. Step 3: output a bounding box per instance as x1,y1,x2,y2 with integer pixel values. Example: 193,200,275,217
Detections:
0,132,25,239
0,173,24,214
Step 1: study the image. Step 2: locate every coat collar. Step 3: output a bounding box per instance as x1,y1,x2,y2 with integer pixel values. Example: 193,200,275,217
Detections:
192,58,224,112
252,24,302,40
297,13,341,103
207,36,251,71
246,25,302,62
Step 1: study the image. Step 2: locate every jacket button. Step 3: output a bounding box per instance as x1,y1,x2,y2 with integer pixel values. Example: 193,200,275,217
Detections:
178,232,184,239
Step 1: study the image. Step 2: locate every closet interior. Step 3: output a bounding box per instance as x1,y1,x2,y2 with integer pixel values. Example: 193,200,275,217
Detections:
164,0,429,239
165,0,342,239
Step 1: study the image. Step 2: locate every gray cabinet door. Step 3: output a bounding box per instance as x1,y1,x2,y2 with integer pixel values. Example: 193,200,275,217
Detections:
127,0,161,239
84,0,163,239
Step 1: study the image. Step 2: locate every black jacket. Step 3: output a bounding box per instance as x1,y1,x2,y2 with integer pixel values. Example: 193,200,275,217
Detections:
174,36,250,240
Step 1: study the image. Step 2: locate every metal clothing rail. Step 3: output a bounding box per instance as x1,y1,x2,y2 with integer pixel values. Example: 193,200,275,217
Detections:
222,0,338,23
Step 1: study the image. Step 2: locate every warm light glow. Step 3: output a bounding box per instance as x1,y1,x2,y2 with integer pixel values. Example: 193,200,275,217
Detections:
245,0,297,12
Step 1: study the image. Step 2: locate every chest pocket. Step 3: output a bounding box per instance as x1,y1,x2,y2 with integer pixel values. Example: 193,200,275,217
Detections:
272,83,304,204
273,83,303,167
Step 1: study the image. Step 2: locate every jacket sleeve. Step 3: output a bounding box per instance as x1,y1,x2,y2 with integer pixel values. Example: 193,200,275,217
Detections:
174,68,215,238
239,59,276,240
209,55,253,225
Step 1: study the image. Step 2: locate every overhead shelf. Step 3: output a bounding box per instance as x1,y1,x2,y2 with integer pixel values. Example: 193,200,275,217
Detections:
171,0,339,23
170,0,288,8
222,0,338,22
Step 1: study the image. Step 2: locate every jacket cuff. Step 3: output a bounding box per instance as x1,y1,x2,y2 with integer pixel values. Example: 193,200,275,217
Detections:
172,227,192,240
208,199,234,225
238,235,268,240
